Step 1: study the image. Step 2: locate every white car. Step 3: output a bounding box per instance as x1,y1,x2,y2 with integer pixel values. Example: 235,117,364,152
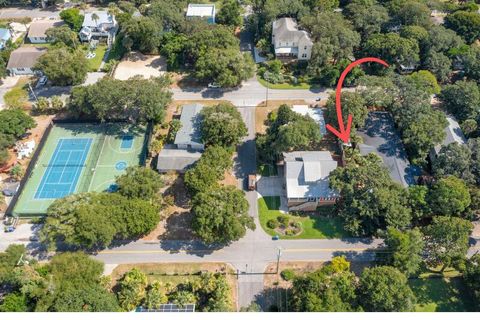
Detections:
85,52,96,59
207,82,221,88
36,76,48,88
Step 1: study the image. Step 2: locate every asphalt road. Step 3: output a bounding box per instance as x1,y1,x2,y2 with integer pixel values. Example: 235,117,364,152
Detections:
0,7,60,19
172,77,335,105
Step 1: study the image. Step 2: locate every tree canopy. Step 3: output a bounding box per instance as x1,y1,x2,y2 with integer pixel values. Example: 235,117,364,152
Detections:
382,227,424,276
357,266,416,311
217,0,243,28
35,48,88,86
329,153,412,236
59,8,84,32
116,166,164,200
200,103,247,148
69,77,172,123
445,10,480,44
191,185,255,244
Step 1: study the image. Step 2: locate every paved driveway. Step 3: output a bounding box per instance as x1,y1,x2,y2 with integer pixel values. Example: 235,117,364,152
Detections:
256,176,284,197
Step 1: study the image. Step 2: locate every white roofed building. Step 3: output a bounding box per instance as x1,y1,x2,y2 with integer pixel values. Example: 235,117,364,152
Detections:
272,17,313,61
430,114,467,159
186,4,216,24
283,151,338,211
79,11,118,44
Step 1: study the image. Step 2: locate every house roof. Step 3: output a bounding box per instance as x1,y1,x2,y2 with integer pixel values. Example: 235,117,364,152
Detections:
82,11,115,27
292,105,327,135
433,114,466,154
284,151,338,199
27,19,65,38
358,112,421,187
174,104,204,148
0,28,11,41
6,46,47,69
186,4,215,17
156,147,202,172
272,17,313,46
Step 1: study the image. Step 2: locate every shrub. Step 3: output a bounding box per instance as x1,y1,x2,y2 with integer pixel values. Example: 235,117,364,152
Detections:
4,86,28,108
280,269,296,281
263,71,284,84
267,219,278,229
277,215,290,226
10,164,24,180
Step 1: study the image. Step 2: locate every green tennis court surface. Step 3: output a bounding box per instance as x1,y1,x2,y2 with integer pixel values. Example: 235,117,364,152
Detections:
13,123,147,217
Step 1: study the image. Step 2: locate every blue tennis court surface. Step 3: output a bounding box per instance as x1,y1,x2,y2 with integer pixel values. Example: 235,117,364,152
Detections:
34,138,92,199
121,135,134,149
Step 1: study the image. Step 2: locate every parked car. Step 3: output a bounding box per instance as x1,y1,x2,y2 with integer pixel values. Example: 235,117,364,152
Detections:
248,174,256,191
2,189,15,196
272,235,280,240
208,82,221,88
36,76,48,88
4,226,15,233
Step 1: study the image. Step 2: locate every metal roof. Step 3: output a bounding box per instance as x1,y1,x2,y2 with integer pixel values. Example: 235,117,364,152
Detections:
156,147,202,172
136,304,195,312
186,4,215,17
358,112,421,187
272,17,313,46
174,104,204,149
292,105,327,135
82,11,115,27
433,114,466,154
284,151,338,199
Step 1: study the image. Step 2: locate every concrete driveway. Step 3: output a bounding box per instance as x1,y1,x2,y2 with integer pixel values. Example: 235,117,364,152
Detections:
256,176,284,197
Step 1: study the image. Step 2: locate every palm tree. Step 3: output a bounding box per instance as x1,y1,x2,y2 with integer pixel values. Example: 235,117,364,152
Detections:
91,13,100,29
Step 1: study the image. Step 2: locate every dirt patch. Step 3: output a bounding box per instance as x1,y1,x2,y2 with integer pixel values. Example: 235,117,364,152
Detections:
114,52,166,80
255,100,310,134
110,262,238,310
142,175,195,241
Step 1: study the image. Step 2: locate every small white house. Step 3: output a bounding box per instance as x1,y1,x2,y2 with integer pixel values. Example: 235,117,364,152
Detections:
79,11,117,43
272,17,313,61
27,19,65,44
6,46,47,76
186,4,216,24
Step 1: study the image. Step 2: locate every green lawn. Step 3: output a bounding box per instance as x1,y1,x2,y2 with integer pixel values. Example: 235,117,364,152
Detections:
84,45,107,71
258,196,348,239
410,276,476,312
257,77,314,90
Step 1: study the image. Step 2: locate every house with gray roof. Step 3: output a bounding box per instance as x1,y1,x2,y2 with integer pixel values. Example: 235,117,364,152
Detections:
6,46,47,76
27,19,65,44
186,4,216,24
156,104,205,173
272,17,313,60
430,114,466,159
358,112,421,187
283,151,339,211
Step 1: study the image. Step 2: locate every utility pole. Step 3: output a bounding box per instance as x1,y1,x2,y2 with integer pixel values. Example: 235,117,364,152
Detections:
265,83,269,108
276,247,282,274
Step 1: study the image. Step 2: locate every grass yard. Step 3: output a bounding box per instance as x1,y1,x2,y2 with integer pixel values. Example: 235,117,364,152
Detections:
84,45,107,71
410,276,476,312
258,196,348,239
257,77,314,90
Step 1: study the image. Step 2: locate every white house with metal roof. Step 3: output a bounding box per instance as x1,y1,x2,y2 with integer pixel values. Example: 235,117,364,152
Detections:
272,17,313,60
186,4,216,24
156,104,205,173
79,11,117,44
283,151,338,211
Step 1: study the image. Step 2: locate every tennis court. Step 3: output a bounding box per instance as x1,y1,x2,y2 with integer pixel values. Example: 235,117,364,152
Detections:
12,123,148,217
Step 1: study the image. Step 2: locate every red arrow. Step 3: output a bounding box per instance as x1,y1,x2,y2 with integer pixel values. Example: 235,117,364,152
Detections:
325,57,389,143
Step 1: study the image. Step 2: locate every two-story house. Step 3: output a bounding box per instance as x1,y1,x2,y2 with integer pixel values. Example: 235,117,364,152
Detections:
271,17,313,61
79,11,118,44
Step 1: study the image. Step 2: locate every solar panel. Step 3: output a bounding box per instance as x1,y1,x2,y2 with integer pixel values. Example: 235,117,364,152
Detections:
136,304,196,312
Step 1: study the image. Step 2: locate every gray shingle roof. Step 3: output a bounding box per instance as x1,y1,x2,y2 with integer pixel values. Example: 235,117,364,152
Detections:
6,46,47,69
358,112,421,187
284,151,338,199
27,19,65,38
174,104,204,148
272,17,313,46
156,147,202,172
433,114,466,154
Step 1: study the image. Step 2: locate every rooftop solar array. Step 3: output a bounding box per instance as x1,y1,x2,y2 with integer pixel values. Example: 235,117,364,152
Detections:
136,304,195,312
